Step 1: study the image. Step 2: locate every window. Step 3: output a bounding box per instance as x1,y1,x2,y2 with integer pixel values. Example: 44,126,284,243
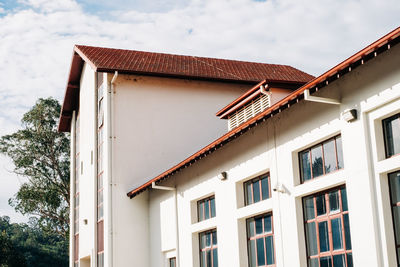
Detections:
198,196,216,222
383,113,400,158
244,173,271,206
388,171,400,265
303,186,352,267
247,213,275,267
199,230,218,267
299,135,344,183
169,257,176,267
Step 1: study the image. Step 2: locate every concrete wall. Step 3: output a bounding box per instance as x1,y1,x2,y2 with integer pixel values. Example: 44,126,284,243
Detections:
145,44,400,267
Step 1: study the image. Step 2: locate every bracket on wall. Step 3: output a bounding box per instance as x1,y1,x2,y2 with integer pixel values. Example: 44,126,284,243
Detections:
151,181,176,191
304,89,340,105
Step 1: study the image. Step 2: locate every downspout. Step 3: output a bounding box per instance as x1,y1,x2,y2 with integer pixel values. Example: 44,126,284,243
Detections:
69,111,76,267
260,84,270,96
108,71,118,267
151,182,181,266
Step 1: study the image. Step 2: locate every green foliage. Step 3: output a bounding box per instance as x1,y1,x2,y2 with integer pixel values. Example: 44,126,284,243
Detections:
0,98,70,238
0,216,68,267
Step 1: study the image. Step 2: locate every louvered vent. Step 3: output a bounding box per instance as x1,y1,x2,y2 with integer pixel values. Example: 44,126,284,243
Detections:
228,94,270,130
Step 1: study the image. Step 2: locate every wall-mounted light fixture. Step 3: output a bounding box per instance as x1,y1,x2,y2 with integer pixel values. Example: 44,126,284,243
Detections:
341,109,357,122
217,171,227,180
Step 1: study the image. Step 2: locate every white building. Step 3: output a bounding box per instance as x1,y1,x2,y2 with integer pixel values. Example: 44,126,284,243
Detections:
59,46,312,267
60,27,400,267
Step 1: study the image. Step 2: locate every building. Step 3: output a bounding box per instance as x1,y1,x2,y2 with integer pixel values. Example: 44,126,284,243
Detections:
125,27,400,267
59,46,312,267
60,27,400,267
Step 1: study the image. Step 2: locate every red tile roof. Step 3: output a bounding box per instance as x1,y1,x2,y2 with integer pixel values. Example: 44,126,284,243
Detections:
58,46,314,132
75,45,314,84
127,26,400,198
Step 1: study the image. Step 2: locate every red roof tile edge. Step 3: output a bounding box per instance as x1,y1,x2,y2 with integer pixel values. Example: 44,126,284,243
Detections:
127,26,400,198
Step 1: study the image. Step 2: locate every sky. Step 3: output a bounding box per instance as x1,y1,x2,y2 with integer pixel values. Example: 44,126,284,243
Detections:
0,0,398,223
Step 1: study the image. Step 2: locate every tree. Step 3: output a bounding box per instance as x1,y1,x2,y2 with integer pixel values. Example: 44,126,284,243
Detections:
0,98,70,238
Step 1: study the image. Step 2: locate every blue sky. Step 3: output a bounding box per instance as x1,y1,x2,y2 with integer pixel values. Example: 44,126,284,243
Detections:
0,0,399,222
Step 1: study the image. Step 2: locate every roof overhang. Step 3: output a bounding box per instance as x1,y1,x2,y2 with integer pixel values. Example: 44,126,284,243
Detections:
127,26,400,199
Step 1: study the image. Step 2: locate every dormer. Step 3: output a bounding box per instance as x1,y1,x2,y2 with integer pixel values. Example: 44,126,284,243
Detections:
217,80,306,130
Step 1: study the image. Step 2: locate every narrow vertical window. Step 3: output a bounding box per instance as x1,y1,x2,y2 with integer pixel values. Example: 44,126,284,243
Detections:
388,171,400,265
303,186,352,266
299,135,344,183
199,230,218,267
198,196,216,222
383,113,400,158
244,173,271,206
247,213,275,266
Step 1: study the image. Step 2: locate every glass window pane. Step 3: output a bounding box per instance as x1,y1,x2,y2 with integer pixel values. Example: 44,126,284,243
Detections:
253,181,261,203
311,145,324,178
256,238,265,266
304,196,315,220
331,218,343,250
323,139,337,173
384,115,400,157
306,222,318,256
320,256,332,267
206,232,211,247
336,136,344,169
309,258,319,267
201,251,206,267
347,253,353,267
261,176,270,200
213,248,218,267
206,250,211,267
248,219,255,238
392,206,400,244
210,198,216,218
246,182,253,205
248,239,256,267
316,194,326,216
343,214,352,250
300,150,312,181
390,172,400,205
212,231,217,245
318,221,330,252
205,200,210,220
341,188,348,211
265,236,274,265
199,202,204,221
333,254,345,267
329,190,340,213
264,215,272,233
255,217,263,235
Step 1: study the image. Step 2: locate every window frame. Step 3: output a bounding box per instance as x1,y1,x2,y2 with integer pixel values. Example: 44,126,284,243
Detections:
197,196,216,222
302,185,352,267
244,173,271,206
169,257,176,267
382,113,400,158
199,229,218,267
299,135,343,183
246,213,276,267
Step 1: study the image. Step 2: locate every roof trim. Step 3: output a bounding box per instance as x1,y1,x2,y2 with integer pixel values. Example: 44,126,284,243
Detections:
127,26,400,198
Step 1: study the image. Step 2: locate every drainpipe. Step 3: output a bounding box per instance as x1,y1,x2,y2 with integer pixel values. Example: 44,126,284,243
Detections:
69,111,76,267
93,72,98,267
108,71,118,267
260,84,270,96
304,89,340,105
151,182,180,266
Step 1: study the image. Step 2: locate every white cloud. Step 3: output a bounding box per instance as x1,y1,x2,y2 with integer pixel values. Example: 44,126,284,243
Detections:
0,0,399,222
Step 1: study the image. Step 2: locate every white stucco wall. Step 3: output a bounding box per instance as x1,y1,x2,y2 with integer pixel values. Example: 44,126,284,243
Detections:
144,44,400,267
108,75,251,266
77,62,96,262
